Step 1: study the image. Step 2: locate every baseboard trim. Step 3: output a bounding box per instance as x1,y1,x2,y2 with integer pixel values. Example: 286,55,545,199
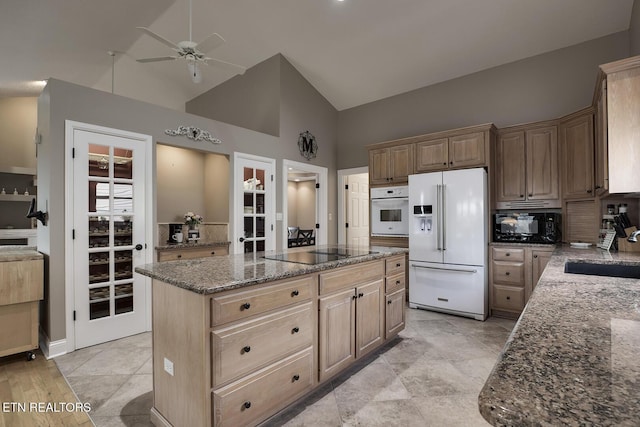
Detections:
39,329,67,359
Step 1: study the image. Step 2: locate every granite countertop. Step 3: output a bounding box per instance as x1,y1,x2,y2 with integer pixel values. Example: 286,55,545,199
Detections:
479,244,640,426
0,245,42,262
136,245,408,295
155,241,230,250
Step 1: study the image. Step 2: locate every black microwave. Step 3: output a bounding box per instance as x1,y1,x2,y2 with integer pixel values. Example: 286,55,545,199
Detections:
493,212,561,244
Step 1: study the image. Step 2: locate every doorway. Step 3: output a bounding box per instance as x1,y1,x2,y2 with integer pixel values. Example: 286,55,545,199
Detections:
281,160,328,251
337,167,369,246
65,121,153,350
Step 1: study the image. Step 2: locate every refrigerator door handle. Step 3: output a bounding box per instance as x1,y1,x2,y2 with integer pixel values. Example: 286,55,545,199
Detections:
411,264,478,274
436,184,442,250
442,184,446,251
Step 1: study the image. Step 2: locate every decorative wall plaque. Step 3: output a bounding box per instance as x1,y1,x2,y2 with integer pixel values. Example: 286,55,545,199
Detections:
298,130,318,160
164,126,221,144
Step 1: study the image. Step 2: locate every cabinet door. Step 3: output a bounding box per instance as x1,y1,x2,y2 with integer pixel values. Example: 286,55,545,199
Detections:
531,249,552,292
526,126,559,201
389,144,413,184
385,288,405,339
318,287,356,381
415,138,448,172
594,80,608,193
495,131,526,202
355,280,383,357
369,148,390,185
561,113,594,199
448,132,486,168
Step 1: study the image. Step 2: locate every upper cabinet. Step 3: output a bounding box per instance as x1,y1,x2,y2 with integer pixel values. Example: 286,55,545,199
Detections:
367,124,495,187
368,144,413,185
598,56,640,194
560,109,595,200
495,124,559,209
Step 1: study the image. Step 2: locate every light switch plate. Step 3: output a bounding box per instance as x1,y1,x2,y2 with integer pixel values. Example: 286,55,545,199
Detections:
164,357,174,376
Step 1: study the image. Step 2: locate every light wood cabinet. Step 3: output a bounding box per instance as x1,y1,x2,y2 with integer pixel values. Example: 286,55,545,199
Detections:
415,131,487,173
157,244,229,261
495,125,559,209
489,245,553,318
597,56,640,194
318,260,384,381
561,110,595,200
369,144,413,185
593,75,609,194
150,254,405,427
0,255,43,358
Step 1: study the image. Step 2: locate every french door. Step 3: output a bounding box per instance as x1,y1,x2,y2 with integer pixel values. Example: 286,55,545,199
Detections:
71,126,149,349
234,153,275,254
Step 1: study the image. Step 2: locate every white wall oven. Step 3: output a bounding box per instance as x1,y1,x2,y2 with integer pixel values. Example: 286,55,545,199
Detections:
370,186,409,237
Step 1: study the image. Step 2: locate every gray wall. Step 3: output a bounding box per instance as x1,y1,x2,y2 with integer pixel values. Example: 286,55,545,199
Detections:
631,0,640,55
186,55,281,137
37,78,280,343
336,32,630,169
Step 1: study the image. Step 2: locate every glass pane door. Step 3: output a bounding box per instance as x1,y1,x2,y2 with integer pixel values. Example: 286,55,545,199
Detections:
242,166,266,253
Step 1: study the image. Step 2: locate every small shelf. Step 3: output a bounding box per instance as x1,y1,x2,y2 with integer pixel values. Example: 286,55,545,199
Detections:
0,166,36,175
0,194,33,202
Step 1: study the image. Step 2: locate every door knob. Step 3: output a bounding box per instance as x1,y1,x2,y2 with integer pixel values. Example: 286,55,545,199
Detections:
239,237,245,242
135,244,143,251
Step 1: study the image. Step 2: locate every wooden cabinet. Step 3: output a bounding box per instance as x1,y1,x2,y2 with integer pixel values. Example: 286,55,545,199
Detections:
157,244,229,261
561,110,595,200
415,131,487,173
593,74,609,194
0,253,43,358
495,125,559,209
489,245,553,318
384,254,405,339
597,56,640,194
318,260,384,381
369,144,413,185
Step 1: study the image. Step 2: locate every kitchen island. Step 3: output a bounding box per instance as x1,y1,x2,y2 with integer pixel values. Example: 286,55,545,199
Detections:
135,245,407,427
479,245,640,426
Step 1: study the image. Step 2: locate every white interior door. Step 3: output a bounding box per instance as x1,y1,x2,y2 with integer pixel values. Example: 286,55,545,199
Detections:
346,173,369,246
234,153,275,254
72,129,148,348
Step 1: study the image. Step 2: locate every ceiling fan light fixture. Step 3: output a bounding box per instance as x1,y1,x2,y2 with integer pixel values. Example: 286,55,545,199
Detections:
187,60,202,83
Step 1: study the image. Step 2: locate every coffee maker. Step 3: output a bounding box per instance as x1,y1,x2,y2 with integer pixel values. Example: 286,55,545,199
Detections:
168,223,184,244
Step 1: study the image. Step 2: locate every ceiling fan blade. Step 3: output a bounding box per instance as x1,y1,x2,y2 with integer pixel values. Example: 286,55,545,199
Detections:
137,56,177,63
136,27,179,49
203,57,246,75
195,33,225,54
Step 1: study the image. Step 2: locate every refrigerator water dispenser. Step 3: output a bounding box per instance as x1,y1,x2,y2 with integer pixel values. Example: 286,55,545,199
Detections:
413,205,433,234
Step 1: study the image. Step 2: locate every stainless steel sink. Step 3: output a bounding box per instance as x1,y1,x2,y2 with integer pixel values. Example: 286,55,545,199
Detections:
564,262,640,279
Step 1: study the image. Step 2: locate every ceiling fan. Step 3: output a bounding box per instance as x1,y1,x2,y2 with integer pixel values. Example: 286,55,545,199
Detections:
136,0,246,83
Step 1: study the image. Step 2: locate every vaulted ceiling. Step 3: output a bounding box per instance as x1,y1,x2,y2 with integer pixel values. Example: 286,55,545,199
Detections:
0,0,634,111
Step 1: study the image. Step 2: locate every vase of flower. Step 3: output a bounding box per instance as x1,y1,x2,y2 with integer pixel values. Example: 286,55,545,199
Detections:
184,212,203,242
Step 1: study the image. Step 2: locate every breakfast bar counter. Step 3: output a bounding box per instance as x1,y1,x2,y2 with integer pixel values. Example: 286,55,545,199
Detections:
479,245,640,426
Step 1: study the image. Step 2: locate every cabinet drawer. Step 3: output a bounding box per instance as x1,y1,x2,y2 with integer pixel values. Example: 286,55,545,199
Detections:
211,275,314,326
492,285,525,312
385,272,405,294
491,247,525,262
213,347,313,427
157,246,228,262
385,255,405,276
319,260,384,295
492,261,525,286
0,259,43,305
212,302,314,386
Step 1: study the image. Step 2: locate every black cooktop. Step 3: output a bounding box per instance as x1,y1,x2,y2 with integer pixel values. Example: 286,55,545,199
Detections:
263,248,378,265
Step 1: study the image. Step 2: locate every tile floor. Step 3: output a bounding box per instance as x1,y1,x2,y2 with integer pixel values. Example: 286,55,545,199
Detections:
55,307,516,427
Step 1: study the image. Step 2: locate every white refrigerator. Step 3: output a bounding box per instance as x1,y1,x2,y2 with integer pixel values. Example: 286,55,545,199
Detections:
408,168,488,320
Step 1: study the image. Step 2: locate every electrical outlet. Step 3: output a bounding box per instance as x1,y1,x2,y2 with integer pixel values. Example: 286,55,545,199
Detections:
164,357,174,376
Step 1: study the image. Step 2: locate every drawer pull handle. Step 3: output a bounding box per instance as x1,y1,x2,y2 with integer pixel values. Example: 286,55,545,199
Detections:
243,401,251,409
505,272,510,276
291,290,299,297
396,263,401,267
506,253,510,256
242,346,251,353
292,327,300,334
387,300,392,305
210,251,215,255
506,296,511,300
241,302,251,310
358,292,364,298
292,374,300,382
533,255,538,258
396,280,401,285
352,295,357,300
177,254,182,258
